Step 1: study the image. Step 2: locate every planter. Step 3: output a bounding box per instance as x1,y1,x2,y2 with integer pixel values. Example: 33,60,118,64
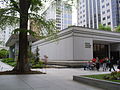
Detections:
73,75,120,90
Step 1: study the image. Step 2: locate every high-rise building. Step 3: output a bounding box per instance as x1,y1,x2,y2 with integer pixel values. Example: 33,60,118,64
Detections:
77,0,101,29
0,27,13,49
43,0,72,30
77,0,120,30
100,0,120,29
0,1,16,49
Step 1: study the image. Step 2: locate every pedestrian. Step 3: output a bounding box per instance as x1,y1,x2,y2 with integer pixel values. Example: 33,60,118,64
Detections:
117,59,120,71
109,57,116,72
84,61,90,70
95,57,100,71
43,55,48,67
102,57,107,71
106,58,110,70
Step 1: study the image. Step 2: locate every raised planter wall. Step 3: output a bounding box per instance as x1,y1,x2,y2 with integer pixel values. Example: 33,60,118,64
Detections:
73,76,120,90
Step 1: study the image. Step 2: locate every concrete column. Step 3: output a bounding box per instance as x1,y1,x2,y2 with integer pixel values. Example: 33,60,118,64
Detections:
108,44,111,58
14,42,19,61
9,46,14,59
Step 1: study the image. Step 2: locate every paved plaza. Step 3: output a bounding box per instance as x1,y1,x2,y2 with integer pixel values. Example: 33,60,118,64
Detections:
0,61,116,90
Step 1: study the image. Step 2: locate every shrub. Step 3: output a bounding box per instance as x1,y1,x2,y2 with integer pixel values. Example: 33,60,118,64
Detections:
0,49,8,59
103,71,120,80
98,24,111,31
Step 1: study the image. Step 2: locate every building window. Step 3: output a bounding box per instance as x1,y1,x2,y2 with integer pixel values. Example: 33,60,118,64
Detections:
103,17,106,20
102,11,105,14
107,16,110,19
107,9,110,13
106,3,109,6
102,0,104,3
102,5,105,8
103,24,106,26
108,22,111,25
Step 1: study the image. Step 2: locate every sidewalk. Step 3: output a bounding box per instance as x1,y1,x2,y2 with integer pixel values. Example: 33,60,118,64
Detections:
0,61,118,90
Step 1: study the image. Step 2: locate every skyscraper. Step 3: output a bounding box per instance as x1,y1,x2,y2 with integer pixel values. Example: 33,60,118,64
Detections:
100,0,120,29
77,0,101,29
77,0,120,30
43,0,72,30
0,1,14,49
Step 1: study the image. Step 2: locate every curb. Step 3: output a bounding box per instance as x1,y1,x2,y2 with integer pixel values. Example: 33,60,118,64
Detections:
73,75,120,90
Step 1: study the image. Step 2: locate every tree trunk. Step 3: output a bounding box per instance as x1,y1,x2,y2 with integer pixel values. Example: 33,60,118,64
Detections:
13,0,30,72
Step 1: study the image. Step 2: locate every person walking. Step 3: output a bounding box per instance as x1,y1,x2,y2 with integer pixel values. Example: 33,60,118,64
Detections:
117,59,120,71
109,57,116,72
102,57,107,71
96,57,100,71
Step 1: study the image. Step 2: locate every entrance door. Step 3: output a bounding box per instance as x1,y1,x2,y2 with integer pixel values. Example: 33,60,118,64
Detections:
110,51,119,64
93,44,108,59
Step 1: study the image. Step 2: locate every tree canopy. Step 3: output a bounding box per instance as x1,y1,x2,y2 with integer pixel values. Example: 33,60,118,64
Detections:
0,0,74,73
98,24,111,31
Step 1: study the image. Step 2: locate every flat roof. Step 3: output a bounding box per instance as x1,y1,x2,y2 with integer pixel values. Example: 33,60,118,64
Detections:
6,34,38,47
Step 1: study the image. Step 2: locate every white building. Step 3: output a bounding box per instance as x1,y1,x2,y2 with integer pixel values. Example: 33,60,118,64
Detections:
43,0,72,30
0,27,13,49
32,26,120,66
77,0,120,30
0,1,16,49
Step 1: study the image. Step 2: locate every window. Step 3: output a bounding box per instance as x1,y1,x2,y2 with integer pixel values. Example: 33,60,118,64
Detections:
102,11,105,14
103,24,106,26
107,16,110,19
107,9,110,13
103,17,106,20
108,22,111,25
102,0,104,3
102,5,105,8
106,3,109,6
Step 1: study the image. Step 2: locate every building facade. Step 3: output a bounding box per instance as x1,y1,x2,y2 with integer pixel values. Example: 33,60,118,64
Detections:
77,0,120,30
32,26,120,64
0,1,14,49
43,0,72,30
77,0,101,29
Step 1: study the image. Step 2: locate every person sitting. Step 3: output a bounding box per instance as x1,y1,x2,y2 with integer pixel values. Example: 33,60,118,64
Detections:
84,61,91,70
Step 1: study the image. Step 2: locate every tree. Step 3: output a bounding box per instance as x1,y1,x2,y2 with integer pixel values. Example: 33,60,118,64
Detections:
98,24,111,31
0,49,8,59
0,0,73,73
115,25,120,32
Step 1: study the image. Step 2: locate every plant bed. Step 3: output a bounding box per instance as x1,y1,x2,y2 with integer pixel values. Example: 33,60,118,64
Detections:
0,70,46,75
84,72,120,83
73,73,120,90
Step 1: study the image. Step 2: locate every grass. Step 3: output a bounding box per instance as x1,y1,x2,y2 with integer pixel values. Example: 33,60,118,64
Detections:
84,74,120,83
